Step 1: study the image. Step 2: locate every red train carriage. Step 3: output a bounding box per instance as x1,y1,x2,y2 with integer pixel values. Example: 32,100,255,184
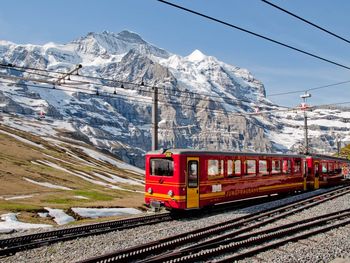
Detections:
144,149,350,210
306,154,349,189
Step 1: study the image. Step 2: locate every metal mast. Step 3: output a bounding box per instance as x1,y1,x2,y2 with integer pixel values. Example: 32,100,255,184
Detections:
300,92,311,154
152,86,158,151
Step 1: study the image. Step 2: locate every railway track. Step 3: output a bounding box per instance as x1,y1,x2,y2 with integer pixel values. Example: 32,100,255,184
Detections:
152,208,350,263
78,185,350,263
0,191,301,258
0,212,172,257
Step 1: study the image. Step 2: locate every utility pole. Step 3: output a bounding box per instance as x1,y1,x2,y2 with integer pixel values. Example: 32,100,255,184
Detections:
152,86,158,151
337,134,341,156
300,92,311,154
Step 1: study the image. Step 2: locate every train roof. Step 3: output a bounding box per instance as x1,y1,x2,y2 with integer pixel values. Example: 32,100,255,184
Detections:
307,153,350,162
147,149,350,162
147,148,305,158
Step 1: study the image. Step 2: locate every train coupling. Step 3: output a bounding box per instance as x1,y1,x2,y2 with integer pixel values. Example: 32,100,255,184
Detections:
149,200,162,212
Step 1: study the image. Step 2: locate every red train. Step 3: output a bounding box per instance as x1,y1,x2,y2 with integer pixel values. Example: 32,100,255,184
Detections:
145,149,350,210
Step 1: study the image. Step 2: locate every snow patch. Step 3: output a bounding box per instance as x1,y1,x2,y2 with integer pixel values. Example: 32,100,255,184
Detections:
0,213,52,232
38,212,49,218
24,177,72,190
44,207,75,225
93,172,143,186
0,129,45,149
4,195,34,201
76,146,144,174
71,207,142,219
74,195,89,200
187,49,206,62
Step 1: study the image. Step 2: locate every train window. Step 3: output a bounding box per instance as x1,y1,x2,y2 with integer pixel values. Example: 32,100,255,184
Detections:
244,160,256,176
208,159,224,179
314,163,320,178
259,160,269,175
328,163,334,174
271,160,281,175
227,160,241,178
150,158,174,176
294,159,302,174
235,160,241,175
334,163,342,174
321,162,328,174
188,160,198,188
227,160,233,177
282,160,291,174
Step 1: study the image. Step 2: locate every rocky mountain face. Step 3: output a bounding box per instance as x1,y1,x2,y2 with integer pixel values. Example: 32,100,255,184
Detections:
0,30,349,168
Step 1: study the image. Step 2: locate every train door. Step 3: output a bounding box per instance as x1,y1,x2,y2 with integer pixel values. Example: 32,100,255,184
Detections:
314,161,320,189
186,157,199,209
303,160,308,191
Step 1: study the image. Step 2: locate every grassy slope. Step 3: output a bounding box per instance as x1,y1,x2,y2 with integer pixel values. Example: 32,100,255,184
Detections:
339,144,350,159
0,124,145,224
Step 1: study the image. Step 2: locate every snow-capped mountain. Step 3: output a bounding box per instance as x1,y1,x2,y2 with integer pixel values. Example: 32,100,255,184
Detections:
0,30,349,167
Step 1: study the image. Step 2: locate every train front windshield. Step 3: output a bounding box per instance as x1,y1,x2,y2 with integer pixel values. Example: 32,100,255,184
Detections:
150,158,174,176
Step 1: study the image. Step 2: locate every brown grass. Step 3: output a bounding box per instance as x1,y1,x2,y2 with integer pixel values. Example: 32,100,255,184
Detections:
0,124,146,225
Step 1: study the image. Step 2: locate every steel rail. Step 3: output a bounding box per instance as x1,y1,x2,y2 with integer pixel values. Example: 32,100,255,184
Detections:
177,187,350,251
0,213,172,257
217,215,350,262
146,208,350,262
78,185,350,263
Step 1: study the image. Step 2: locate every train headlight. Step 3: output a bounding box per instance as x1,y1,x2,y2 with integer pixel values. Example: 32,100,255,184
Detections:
168,190,174,197
148,187,153,194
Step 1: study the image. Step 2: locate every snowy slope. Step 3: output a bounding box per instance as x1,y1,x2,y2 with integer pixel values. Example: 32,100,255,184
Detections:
0,30,348,167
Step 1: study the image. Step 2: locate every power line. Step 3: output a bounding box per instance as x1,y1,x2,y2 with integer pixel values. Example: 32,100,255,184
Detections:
0,74,264,116
0,63,273,111
261,0,350,45
4,61,350,111
2,78,350,139
0,77,291,118
0,63,262,106
157,0,350,71
0,79,154,106
5,56,349,111
267,80,350,97
5,75,350,119
3,62,350,116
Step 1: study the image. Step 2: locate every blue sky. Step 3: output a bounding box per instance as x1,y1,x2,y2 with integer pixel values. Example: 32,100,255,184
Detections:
1,0,350,107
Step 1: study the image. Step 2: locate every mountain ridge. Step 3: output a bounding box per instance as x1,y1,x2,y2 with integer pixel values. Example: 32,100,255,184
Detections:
0,30,349,167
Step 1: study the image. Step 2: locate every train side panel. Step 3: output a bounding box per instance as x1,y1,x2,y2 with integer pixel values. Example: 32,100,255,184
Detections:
197,155,305,207
306,156,347,189
144,150,350,211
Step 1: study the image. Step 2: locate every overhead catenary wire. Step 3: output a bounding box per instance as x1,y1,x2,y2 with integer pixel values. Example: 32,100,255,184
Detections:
3,76,350,120
0,63,263,106
2,63,350,115
0,78,293,118
0,62,346,110
267,80,350,97
0,75,264,116
3,61,350,111
1,82,347,148
2,77,350,145
0,62,334,104
0,81,264,120
0,79,154,106
261,0,350,45
157,0,350,71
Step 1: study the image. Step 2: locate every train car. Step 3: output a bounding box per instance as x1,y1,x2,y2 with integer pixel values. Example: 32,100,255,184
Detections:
144,149,350,210
306,154,349,189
